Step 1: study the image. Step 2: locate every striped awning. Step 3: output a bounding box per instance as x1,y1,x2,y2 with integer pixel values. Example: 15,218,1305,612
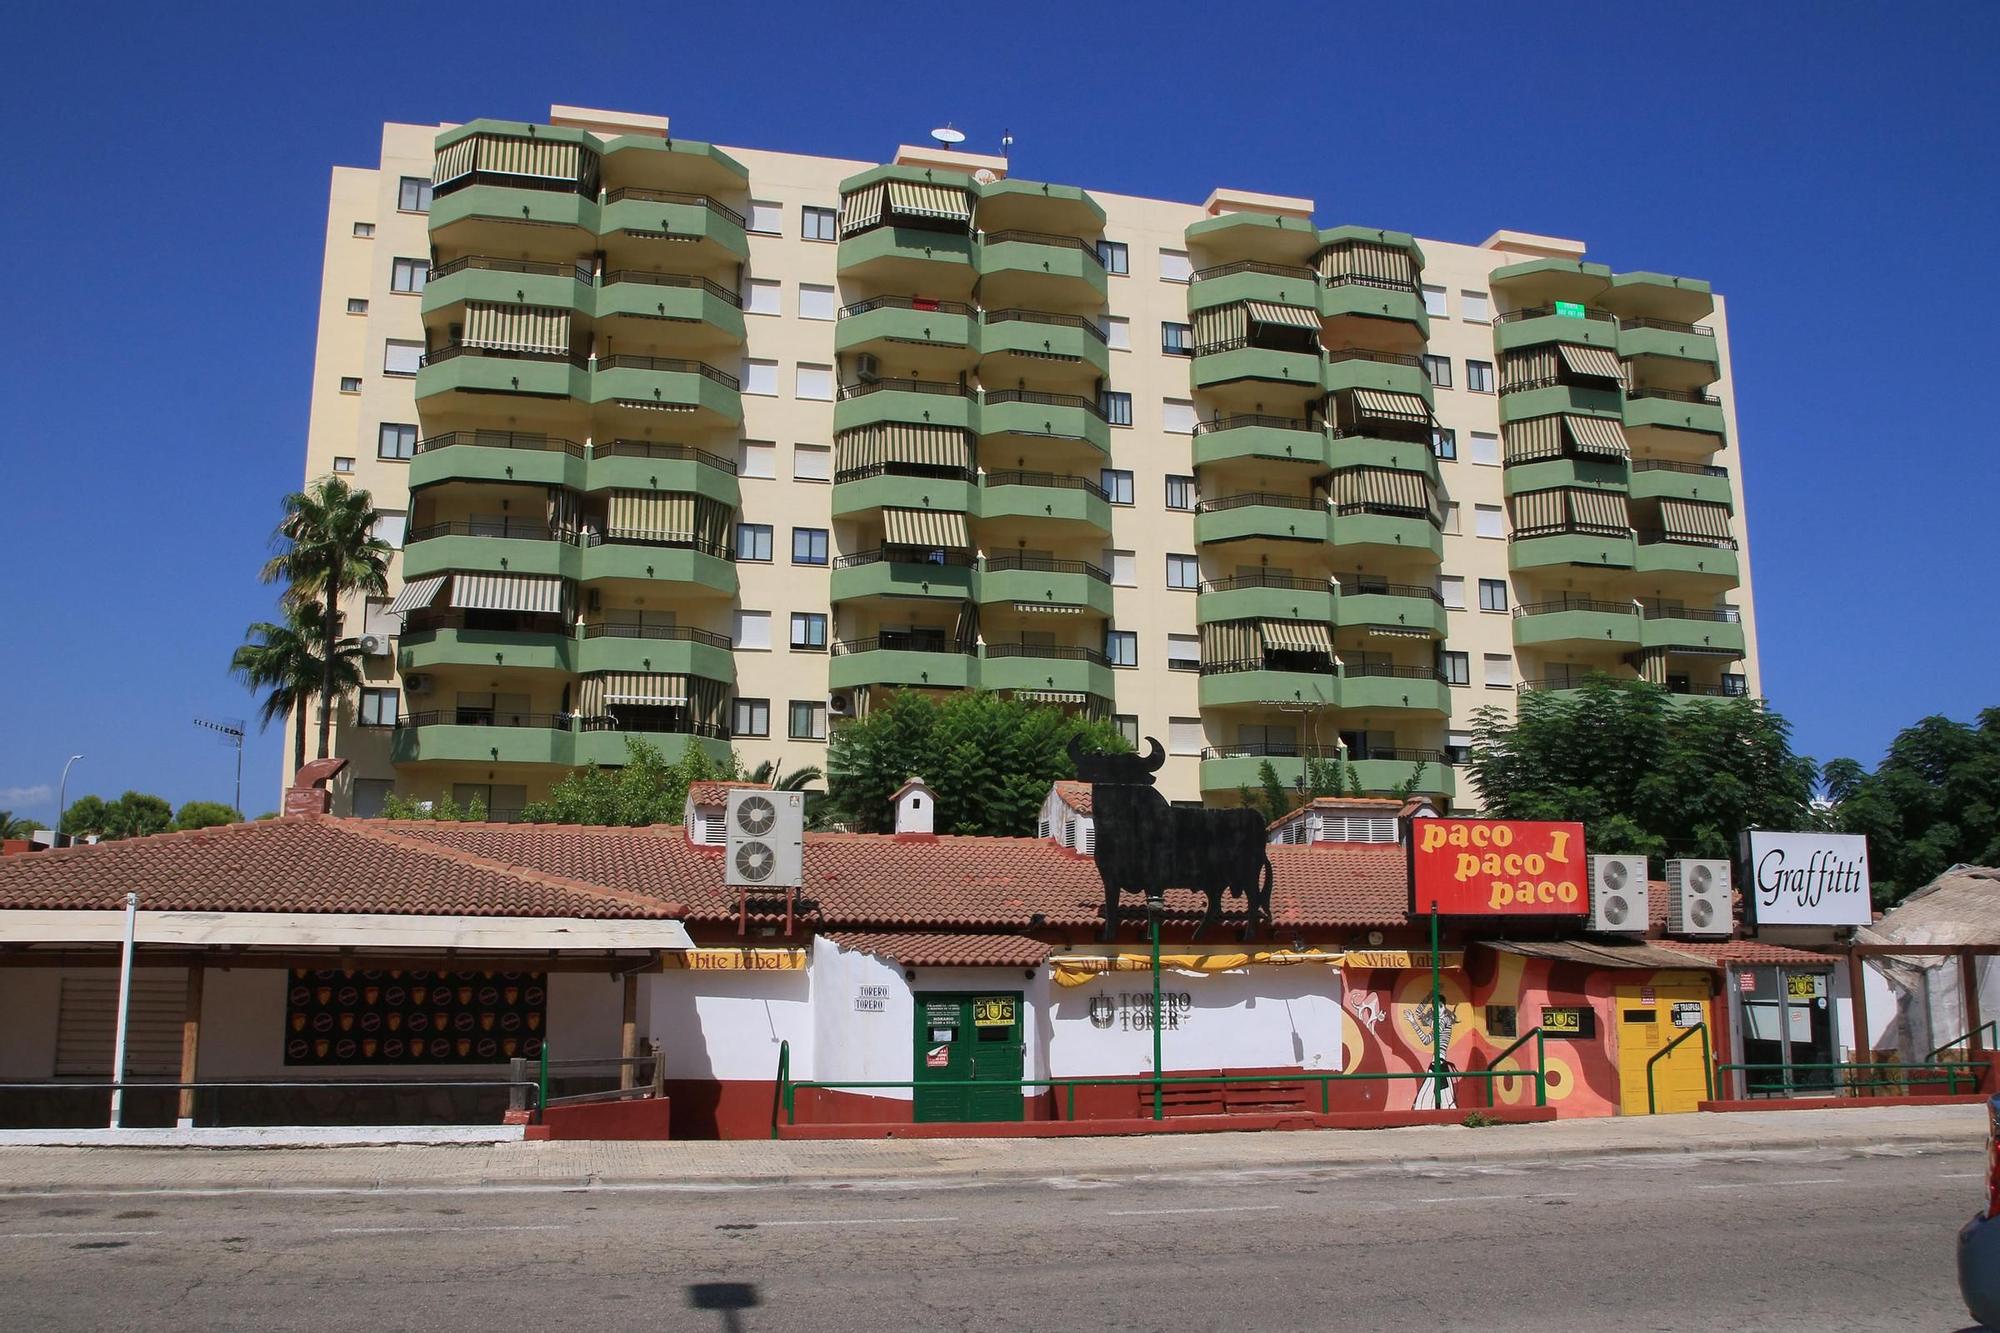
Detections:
1566,414,1630,457
607,489,695,540
1191,302,1247,347
1015,690,1086,704
1504,414,1630,462
887,180,972,222
449,573,565,614
387,574,448,614
1366,625,1434,639
1503,416,1565,463
884,507,970,549
1199,619,1259,667
1509,489,1565,533
1659,644,1742,659
433,133,595,187
1570,488,1631,530
1557,343,1625,382
1659,499,1734,541
1246,300,1320,331
1260,619,1334,654
579,673,689,713
1013,601,1084,615
1331,466,1435,518
1349,388,1431,425
839,182,887,235
463,303,571,355
1502,347,1558,392
611,398,694,413
1316,241,1417,287
834,423,974,474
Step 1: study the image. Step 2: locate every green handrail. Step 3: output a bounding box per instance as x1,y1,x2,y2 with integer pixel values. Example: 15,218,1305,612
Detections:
1646,1022,1713,1115
770,1039,791,1140
1482,1028,1549,1109
1927,1022,1998,1063
1718,1058,1983,1100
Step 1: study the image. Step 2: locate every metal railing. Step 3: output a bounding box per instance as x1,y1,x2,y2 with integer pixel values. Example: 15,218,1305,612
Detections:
400,710,570,730
599,269,742,305
1482,1027,1550,1107
983,308,1109,340
427,255,593,284
1627,386,1721,405
830,635,964,657
1928,1022,1999,1062
1493,305,1616,324
837,377,972,401
593,353,740,389
1718,1059,1985,1101
1641,604,1740,623
981,469,1109,500
832,546,976,570
601,186,747,229
1645,1022,1713,1114
579,529,733,559
1201,571,1331,593
1632,458,1728,477
420,343,588,369
1635,529,1739,550
401,610,568,637
983,387,1108,417
1199,656,1334,678
1342,661,1448,683
592,438,738,472
1511,523,1634,542
1620,316,1713,337
835,462,975,485
582,621,733,649
1337,578,1445,603
983,552,1111,582
980,228,1106,264
1189,259,1317,283
1513,597,1637,618
1324,347,1425,368
575,716,730,738
1192,334,1322,358
1192,412,1319,435
983,642,1108,665
405,519,558,543
1196,491,1320,513
838,294,976,319
413,430,586,458
1319,270,1419,294
434,169,592,200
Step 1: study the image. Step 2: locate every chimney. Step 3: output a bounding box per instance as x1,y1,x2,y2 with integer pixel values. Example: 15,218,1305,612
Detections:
285,757,350,816
891,777,935,836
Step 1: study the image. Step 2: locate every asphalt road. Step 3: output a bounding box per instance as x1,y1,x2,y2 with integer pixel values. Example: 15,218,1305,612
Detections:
0,1144,1983,1332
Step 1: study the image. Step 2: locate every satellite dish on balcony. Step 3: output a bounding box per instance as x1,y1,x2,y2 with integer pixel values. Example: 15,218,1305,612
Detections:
930,125,966,147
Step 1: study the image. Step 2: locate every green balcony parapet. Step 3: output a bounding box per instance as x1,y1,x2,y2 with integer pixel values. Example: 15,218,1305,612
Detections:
1628,459,1732,507
827,637,978,691
976,470,1112,530
589,354,743,423
833,378,978,434
1639,605,1746,655
828,548,978,603
1196,571,1337,625
1510,599,1644,650
835,296,978,355
1624,387,1727,440
421,255,593,318
409,431,588,492
832,467,978,520
1193,414,1328,469
976,554,1115,615
1187,259,1320,312
415,345,590,402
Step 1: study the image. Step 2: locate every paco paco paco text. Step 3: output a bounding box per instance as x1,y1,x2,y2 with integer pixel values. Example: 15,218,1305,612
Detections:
1418,822,1581,911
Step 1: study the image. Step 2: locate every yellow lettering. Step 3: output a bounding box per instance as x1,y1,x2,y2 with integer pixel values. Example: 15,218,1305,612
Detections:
1420,824,1448,854
1481,852,1502,876
1557,880,1580,905
1546,830,1572,865
1492,824,1514,848
1501,852,1522,876
1489,881,1513,910
1447,825,1469,849
1523,853,1545,876
1456,852,1481,883
1471,825,1491,849
1535,880,1555,904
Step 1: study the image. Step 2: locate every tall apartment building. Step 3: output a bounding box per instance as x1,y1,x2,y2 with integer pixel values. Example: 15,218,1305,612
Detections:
297,105,1759,818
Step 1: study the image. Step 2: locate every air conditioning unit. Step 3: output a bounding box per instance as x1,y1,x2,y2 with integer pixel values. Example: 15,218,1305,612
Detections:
359,634,390,657
403,673,432,695
827,693,853,718
1587,855,1649,933
1667,859,1732,936
724,788,803,889
854,353,882,383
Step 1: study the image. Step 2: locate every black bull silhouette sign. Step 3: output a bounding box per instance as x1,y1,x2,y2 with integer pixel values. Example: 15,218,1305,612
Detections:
1069,736,1274,942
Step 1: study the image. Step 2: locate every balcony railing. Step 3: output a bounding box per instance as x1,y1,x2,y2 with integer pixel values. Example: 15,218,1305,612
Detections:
1620,316,1714,337
1511,522,1634,542
1632,458,1729,477
1635,529,1739,551
1493,305,1616,324
419,343,588,369
428,255,593,284
593,354,740,390
413,431,586,458
983,642,1109,666
1641,604,1740,623
837,377,973,401
1199,742,1447,764
1196,491,1321,513
981,469,1109,500
1324,348,1426,369
1513,598,1636,618
1199,656,1335,678
979,229,1106,265
400,610,568,637
579,530,733,559
1188,259,1318,284
592,439,738,473
400,710,571,730
836,462,976,485
830,635,964,657
582,622,734,649
406,519,559,543
1193,334,1322,358
838,295,977,319
601,186,748,230
982,553,1111,583
1191,413,1319,436
575,717,731,739
599,270,742,306
982,308,1110,341
982,388,1108,418
1627,387,1720,405
1201,571,1331,593
1342,662,1449,683
832,547,977,570
1336,578,1445,603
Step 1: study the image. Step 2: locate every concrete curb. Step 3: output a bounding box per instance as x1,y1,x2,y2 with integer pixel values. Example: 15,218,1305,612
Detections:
0,1126,526,1149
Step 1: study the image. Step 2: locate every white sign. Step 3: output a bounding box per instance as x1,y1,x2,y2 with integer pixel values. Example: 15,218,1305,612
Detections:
853,984,889,1013
1743,832,1871,926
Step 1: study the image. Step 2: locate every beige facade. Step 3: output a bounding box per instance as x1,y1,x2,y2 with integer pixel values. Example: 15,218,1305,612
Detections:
293,107,1759,816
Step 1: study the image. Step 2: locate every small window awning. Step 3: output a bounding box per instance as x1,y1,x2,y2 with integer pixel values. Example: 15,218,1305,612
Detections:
1259,619,1333,654
1481,939,1719,971
387,574,448,615
883,507,970,549
1565,414,1630,457
607,489,695,540
580,672,689,713
1557,343,1626,382
1012,601,1084,614
1658,499,1734,542
1349,388,1431,425
834,423,973,474
838,182,887,235
450,572,566,614
1245,300,1321,331
1568,487,1631,531
887,179,972,222
463,303,571,356
1014,690,1086,704
1365,625,1433,639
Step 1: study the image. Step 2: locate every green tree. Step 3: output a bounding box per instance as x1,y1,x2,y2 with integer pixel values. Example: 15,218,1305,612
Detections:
381,790,487,822
230,600,364,773
260,476,390,761
1467,674,1817,873
508,737,737,825
825,691,1127,836
61,792,176,843
1825,709,2000,906
0,812,44,839
747,758,824,792
173,801,244,830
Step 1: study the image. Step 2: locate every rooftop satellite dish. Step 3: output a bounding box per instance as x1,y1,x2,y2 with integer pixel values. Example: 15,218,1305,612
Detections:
930,125,966,147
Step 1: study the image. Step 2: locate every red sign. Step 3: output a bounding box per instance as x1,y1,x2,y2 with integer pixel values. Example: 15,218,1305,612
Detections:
1411,819,1588,916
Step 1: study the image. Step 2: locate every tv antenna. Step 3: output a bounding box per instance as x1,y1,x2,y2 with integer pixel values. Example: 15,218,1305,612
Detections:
194,716,246,818
929,124,965,148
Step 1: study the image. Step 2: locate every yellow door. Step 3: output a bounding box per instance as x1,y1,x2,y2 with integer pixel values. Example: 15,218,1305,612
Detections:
1616,980,1712,1114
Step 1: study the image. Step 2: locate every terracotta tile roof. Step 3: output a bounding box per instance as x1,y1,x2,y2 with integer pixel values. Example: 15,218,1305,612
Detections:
824,931,1053,968
1050,782,1092,815
0,818,677,919
1661,940,1840,966
687,781,769,807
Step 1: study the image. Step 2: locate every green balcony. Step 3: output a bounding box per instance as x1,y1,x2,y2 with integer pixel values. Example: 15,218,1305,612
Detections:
979,391,1110,452
1634,540,1740,582
978,646,1116,700
1322,351,1433,405
391,719,573,768
833,382,978,435
1490,258,1613,309
1198,668,1337,710
593,274,746,344
1187,262,1320,313
1348,756,1455,799
1317,278,1429,335
1624,390,1726,440
1340,669,1450,715
834,299,977,359
401,528,575,581
976,178,1105,232
421,259,590,319
415,349,588,403
837,226,977,287
429,185,598,241
1509,533,1638,573
1640,612,1746,655
976,231,1107,305
1196,577,1335,626
976,558,1115,616
1607,271,1714,326
589,356,741,424
1193,416,1326,469
1195,496,1326,546
1617,320,1720,382
408,434,587,492
1185,213,1318,268
1328,511,1443,559
1493,308,1619,355
397,627,574,675
578,541,738,594
597,188,748,262
976,473,1112,531
1191,346,1322,396
598,135,748,193
572,728,735,768
1503,457,1630,497
1198,752,1308,794
1334,587,1447,638
1511,603,1644,651
575,628,736,682
829,554,977,604
978,312,1110,376
1499,385,1625,425
1628,463,1733,508
831,471,977,520
586,442,740,507
828,644,978,691
1326,434,1436,476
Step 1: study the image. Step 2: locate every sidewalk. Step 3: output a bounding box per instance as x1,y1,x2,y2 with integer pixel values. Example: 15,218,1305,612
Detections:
0,1102,1981,1195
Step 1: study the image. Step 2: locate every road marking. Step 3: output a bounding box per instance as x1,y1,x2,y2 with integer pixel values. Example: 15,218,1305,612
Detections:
745,1216,958,1227
1414,1192,1576,1205
1939,1173,1983,1179
1105,1205,1282,1217
328,1224,567,1235
0,1229,164,1240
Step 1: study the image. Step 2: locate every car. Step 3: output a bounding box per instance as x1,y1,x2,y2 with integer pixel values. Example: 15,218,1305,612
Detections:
1960,1093,2000,1328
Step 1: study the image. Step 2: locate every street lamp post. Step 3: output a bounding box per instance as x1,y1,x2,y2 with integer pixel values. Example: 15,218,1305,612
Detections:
56,754,83,848
1147,892,1165,1121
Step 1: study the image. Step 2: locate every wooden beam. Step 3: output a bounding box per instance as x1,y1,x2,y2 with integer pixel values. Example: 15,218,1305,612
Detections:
619,973,639,1091
177,963,204,1125
1847,943,1872,1080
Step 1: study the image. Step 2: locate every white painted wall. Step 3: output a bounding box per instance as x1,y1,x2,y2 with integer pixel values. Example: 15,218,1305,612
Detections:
1049,966,1343,1076
644,966,811,1082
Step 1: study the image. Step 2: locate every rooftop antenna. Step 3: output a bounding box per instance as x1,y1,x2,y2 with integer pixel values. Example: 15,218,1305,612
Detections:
1001,129,1014,161
194,716,246,818
930,124,966,150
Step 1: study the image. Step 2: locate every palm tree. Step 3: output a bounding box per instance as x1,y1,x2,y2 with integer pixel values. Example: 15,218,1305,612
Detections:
261,477,391,760
231,600,364,772
0,811,42,839
747,759,823,791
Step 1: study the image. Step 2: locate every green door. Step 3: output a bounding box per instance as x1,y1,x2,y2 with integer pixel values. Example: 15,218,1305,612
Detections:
912,992,1024,1124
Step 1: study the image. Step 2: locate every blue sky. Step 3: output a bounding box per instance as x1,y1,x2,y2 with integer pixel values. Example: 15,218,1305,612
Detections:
2,2,1994,821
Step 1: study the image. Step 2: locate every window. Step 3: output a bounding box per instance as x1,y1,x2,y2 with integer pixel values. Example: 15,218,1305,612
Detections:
1168,718,1204,756
1103,316,1130,351
1115,714,1141,748
795,363,834,400
382,341,422,376
1422,284,1447,317
358,688,398,728
1478,578,1509,612
789,612,828,649
1161,322,1193,356
791,527,829,565
1475,504,1505,539
1439,576,1466,610
339,376,362,393
1106,629,1138,667
1162,398,1196,434
1158,249,1192,282
398,176,433,213
352,221,374,238
1422,354,1453,388
1097,240,1129,274
802,205,837,241
1431,427,1457,461
1164,475,1196,511
1167,635,1200,671
1484,653,1514,689
738,441,776,478
1100,469,1134,505
793,444,831,481
351,778,393,819
1467,360,1496,393
1100,391,1133,426
742,359,779,396
1444,502,1461,535
1461,290,1491,323
377,422,417,460
347,298,369,315
734,698,771,737
390,258,426,294
1107,549,1136,587
788,699,828,740
742,279,780,317
735,523,773,562
733,610,772,650
371,511,407,549
799,284,836,321
1446,729,1474,765
747,200,782,234
1470,432,1501,466
1440,651,1470,686
1166,554,1199,589
333,456,355,473
362,598,398,640
1485,1004,1517,1039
